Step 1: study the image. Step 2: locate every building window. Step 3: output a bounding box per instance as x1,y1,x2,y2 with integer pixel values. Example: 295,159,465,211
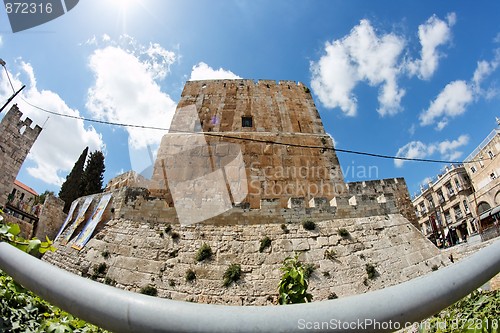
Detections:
454,178,462,191
471,166,476,173
437,189,445,203
463,200,470,213
488,150,494,159
453,205,463,220
479,158,484,168
491,172,497,180
242,116,253,128
445,182,454,196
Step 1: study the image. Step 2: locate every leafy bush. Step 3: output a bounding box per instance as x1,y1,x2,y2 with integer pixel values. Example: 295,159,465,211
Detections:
164,224,172,234
280,224,290,234
171,232,180,240
259,236,272,252
302,220,316,231
139,285,158,296
431,264,439,271
324,249,336,260
195,243,213,262
278,254,313,304
101,250,110,259
338,228,349,238
418,290,499,333
223,264,241,287
185,269,196,282
0,219,56,254
0,271,109,333
303,263,316,279
365,263,376,279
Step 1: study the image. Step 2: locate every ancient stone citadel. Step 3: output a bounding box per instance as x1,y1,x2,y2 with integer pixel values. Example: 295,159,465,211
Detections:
43,80,449,305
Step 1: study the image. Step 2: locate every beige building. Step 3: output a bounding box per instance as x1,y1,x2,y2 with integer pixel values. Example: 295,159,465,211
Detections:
464,125,500,240
412,164,475,247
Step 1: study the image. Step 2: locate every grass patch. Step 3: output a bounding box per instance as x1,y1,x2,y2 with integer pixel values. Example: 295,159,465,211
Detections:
185,269,196,282
223,264,241,287
195,243,213,262
302,220,316,231
259,236,272,252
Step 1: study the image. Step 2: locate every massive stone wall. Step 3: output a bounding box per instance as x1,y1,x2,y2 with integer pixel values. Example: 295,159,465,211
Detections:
150,80,344,209
0,104,42,207
43,186,450,305
35,194,66,241
347,178,419,228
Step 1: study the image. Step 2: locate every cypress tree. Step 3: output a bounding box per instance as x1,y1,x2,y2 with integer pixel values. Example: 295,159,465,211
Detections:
59,147,88,213
80,150,105,196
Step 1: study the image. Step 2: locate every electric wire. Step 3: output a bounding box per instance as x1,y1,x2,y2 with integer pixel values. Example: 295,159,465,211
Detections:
17,96,487,165
0,58,484,167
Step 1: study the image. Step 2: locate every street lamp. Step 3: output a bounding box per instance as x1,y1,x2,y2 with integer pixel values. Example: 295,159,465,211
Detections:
0,58,26,113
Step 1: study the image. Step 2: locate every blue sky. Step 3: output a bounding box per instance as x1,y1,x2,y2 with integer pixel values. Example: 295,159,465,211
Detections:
0,0,499,198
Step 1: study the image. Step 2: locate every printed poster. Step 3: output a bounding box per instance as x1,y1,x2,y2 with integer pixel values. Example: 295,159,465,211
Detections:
61,195,94,245
54,199,79,241
72,193,112,250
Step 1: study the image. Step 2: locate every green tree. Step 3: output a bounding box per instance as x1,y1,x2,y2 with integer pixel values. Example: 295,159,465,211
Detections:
59,147,88,213
80,150,105,196
278,254,313,304
35,190,54,205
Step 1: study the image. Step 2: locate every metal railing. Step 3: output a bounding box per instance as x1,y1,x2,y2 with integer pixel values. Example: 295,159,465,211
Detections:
0,240,499,332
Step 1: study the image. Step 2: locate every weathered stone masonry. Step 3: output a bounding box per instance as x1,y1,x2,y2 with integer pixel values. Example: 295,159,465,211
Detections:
43,79,449,305
0,104,42,208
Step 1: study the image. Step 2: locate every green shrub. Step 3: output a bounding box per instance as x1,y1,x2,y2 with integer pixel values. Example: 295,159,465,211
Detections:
338,228,349,237
171,231,180,240
302,220,316,231
327,292,338,300
195,243,213,262
304,263,316,279
140,285,158,296
365,263,376,279
431,264,439,271
169,279,176,287
278,254,313,304
0,269,109,332
259,236,272,252
324,249,336,260
185,269,196,282
223,264,241,287
420,290,499,333
164,224,172,234
101,250,110,259
280,223,290,234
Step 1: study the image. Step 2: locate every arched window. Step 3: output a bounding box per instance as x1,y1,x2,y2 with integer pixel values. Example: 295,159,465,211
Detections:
477,201,491,214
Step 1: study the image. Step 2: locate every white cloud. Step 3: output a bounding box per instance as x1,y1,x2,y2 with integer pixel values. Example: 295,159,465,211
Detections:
437,134,469,161
311,19,406,117
419,80,473,128
395,141,435,168
0,62,104,186
189,62,241,81
395,134,469,167
471,50,500,96
407,13,455,79
86,44,177,150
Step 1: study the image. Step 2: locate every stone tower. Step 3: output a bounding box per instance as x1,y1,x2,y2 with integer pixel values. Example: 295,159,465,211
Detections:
151,80,345,211
0,104,42,208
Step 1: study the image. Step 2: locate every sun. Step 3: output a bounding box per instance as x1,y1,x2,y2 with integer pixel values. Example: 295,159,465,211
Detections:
108,0,138,11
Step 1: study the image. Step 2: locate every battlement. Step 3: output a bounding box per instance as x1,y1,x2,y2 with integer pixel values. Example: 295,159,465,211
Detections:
1,104,43,139
0,104,42,207
183,79,308,93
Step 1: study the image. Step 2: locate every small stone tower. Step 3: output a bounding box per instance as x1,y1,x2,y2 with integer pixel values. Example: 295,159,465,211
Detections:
0,104,42,207
151,80,345,210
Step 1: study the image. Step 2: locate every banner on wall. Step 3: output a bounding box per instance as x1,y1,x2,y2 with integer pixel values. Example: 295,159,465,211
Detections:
54,199,79,241
72,193,112,250
61,196,94,245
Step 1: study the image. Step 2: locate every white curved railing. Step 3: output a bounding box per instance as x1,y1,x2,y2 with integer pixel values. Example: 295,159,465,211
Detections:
0,240,499,332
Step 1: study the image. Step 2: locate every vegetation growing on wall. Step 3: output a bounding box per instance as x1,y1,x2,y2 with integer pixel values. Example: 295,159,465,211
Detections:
278,254,313,304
